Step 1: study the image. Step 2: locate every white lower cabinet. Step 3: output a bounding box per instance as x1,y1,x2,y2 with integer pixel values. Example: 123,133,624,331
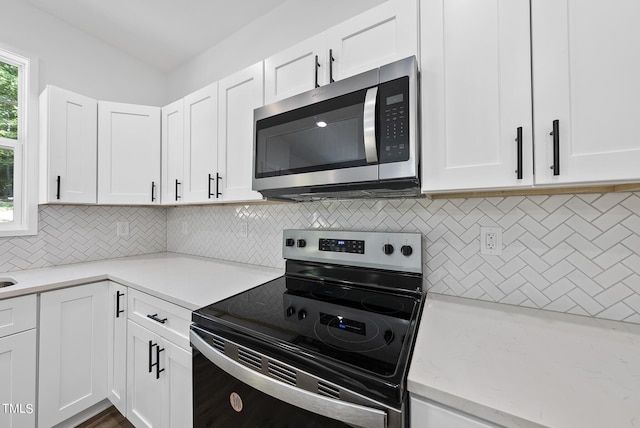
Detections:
38,283,109,428
410,395,499,428
0,295,37,428
126,289,192,428
107,282,128,416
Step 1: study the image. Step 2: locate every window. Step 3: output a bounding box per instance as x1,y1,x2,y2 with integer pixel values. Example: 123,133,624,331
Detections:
0,46,38,236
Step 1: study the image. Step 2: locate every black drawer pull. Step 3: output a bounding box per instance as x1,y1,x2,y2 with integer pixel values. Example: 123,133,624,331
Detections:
216,173,222,198
56,176,61,200
147,313,167,324
148,340,157,373
329,49,335,83
156,346,165,379
315,55,320,88
115,291,125,318
208,174,214,199
151,181,157,202
175,179,181,201
550,119,560,176
515,127,523,180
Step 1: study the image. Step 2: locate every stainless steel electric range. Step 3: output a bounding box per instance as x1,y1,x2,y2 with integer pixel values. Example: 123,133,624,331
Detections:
190,229,425,428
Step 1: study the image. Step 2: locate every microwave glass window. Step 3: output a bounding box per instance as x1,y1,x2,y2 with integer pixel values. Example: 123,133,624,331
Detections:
255,89,368,178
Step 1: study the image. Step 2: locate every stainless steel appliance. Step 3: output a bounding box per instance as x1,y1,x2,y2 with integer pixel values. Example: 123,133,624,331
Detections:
191,229,424,428
252,56,420,202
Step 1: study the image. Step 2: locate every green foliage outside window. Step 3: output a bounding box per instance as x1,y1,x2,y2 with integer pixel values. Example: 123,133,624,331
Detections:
0,61,17,205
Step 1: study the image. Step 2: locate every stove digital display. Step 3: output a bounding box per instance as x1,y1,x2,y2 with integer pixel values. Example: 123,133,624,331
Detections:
319,238,365,254
320,313,366,336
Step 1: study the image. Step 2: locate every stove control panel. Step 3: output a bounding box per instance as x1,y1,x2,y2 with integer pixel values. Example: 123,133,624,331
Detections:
282,229,422,274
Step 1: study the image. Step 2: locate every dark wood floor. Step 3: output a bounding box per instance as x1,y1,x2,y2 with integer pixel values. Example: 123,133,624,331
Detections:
75,406,134,428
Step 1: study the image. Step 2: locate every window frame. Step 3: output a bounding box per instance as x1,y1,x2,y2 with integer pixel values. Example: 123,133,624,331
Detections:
0,45,38,236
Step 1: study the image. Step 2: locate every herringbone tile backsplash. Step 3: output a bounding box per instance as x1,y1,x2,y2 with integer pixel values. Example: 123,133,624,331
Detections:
0,205,166,271
167,192,640,324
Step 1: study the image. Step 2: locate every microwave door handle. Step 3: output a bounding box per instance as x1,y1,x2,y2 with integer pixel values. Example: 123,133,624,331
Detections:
363,86,379,164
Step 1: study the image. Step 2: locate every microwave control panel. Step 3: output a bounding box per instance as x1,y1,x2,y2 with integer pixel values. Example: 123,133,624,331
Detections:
378,76,410,163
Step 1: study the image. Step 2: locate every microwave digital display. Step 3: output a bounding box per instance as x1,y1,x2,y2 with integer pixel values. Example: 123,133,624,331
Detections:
386,94,404,105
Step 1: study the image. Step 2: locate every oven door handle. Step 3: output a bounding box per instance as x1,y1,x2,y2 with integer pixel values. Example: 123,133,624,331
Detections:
363,86,379,164
190,329,387,428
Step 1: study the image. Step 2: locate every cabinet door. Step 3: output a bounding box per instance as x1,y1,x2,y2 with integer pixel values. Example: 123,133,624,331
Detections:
98,101,161,205
410,395,498,428
127,321,162,428
38,282,108,428
217,62,264,202
183,82,219,203
107,282,128,416
0,330,36,428
532,0,640,185
39,85,97,204
421,0,533,192
161,100,184,204
264,34,327,104
327,0,418,81
161,339,192,428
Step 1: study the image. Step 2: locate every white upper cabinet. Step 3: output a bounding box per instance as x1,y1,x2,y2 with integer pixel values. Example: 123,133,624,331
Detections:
264,0,418,104
264,34,327,104
327,0,418,81
39,85,98,203
421,0,533,192
98,101,161,205
161,99,184,204
422,0,640,193
183,82,219,203
531,0,640,186
217,62,264,202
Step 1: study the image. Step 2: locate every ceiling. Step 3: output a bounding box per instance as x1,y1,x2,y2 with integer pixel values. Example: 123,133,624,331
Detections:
25,0,289,72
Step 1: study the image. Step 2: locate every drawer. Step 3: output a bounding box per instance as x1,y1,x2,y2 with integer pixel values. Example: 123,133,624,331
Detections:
0,294,37,338
127,289,191,349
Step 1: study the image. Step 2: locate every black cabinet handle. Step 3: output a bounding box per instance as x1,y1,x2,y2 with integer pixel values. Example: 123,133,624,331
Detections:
147,313,167,324
550,120,560,176
156,346,165,379
329,49,335,83
208,174,214,199
148,340,157,373
115,291,124,318
56,176,61,200
314,55,320,88
151,181,156,202
515,127,523,180
216,173,222,198
175,179,181,201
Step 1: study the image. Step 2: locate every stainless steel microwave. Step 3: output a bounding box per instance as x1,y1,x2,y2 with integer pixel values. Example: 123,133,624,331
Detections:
252,56,420,202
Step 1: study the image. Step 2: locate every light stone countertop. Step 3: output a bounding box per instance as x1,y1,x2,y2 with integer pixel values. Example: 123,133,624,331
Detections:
408,293,640,428
0,252,283,310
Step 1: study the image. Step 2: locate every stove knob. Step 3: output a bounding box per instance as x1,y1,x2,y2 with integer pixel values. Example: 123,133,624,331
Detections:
285,238,295,247
286,306,295,317
384,330,394,344
297,239,306,248
383,244,394,255
400,245,413,257
298,310,307,320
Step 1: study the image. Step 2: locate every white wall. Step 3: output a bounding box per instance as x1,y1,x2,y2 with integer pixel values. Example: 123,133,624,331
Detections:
167,0,387,101
1,0,166,105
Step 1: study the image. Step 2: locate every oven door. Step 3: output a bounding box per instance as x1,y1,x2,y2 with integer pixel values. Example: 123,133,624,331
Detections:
191,327,391,428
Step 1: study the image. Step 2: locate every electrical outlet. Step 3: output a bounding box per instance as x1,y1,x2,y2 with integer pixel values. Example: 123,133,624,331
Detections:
239,222,248,238
182,221,189,235
480,227,502,255
116,221,129,238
